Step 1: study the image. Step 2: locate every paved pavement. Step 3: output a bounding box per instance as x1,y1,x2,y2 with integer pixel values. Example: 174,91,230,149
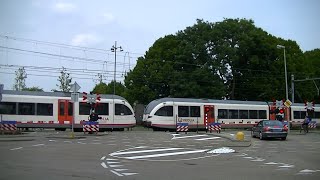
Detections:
0,129,319,180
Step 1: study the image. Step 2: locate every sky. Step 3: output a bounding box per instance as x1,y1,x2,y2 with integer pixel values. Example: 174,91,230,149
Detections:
0,0,319,93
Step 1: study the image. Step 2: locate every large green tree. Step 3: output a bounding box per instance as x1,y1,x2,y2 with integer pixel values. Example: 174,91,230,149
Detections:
55,67,72,92
92,81,126,97
13,67,27,91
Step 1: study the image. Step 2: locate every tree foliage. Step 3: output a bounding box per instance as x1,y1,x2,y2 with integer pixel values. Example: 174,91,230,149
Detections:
56,67,72,92
92,81,126,97
13,67,27,91
22,86,44,92
124,18,320,104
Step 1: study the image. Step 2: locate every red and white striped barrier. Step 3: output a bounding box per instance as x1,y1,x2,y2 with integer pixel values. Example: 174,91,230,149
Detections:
209,123,221,133
176,123,188,132
0,124,17,131
83,122,99,133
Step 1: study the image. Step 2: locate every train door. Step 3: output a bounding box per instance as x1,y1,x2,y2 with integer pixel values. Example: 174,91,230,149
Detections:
204,105,215,127
58,99,73,124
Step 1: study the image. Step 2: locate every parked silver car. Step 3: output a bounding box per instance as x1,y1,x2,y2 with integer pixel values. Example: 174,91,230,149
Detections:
251,120,288,140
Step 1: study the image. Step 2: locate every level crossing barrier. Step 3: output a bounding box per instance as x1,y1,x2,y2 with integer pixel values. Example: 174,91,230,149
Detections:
176,123,188,132
308,121,317,129
209,122,221,133
0,121,17,134
82,121,99,134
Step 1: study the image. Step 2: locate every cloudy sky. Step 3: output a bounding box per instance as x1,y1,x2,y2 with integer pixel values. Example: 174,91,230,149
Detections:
0,0,319,93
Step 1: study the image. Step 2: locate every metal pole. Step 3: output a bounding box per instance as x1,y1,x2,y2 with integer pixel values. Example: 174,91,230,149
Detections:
114,41,117,96
291,74,294,103
284,48,288,100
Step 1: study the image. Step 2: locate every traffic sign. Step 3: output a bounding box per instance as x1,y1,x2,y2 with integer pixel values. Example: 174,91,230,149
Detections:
71,81,81,92
284,99,292,108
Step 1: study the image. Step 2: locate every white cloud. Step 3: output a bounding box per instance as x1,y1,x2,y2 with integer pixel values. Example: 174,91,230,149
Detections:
53,2,76,13
71,33,100,46
102,13,115,23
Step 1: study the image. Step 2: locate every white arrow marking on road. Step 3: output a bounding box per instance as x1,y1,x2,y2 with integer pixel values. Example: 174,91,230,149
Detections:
107,161,121,164
10,147,23,150
100,162,108,168
195,137,221,141
110,148,184,156
299,169,317,173
172,135,208,139
106,158,118,161
251,158,265,162
122,173,138,176
279,164,294,168
100,156,106,160
110,170,123,176
124,149,209,159
114,169,129,172
109,165,124,168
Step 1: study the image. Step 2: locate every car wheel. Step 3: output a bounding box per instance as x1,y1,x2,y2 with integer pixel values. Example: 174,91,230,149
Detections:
251,131,256,138
259,132,264,140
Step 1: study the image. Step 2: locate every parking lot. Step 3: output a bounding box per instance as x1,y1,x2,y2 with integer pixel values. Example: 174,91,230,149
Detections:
0,129,320,180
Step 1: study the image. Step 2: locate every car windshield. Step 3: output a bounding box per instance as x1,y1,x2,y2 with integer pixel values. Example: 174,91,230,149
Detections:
263,121,283,126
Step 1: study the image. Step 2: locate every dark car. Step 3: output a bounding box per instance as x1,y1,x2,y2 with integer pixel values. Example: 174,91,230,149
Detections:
251,120,288,140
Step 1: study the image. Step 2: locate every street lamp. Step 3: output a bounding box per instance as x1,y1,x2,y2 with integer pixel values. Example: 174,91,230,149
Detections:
277,44,288,101
111,41,123,95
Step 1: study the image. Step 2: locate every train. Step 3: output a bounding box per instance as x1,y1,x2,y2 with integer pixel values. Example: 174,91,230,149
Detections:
0,90,136,131
143,98,319,130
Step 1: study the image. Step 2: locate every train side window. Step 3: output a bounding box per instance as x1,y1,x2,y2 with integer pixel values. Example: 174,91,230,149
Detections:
258,110,267,119
68,102,73,116
293,111,300,119
190,106,200,117
115,104,133,115
79,103,91,115
301,111,306,119
155,106,173,116
229,110,239,119
239,110,249,119
95,103,109,115
60,102,65,116
36,103,53,116
18,103,35,115
249,110,258,119
178,106,189,117
218,109,227,119
315,112,320,118
0,102,16,114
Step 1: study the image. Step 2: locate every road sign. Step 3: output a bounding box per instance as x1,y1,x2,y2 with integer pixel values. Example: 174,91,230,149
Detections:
284,99,292,108
71,93,79,102
71,81,81,92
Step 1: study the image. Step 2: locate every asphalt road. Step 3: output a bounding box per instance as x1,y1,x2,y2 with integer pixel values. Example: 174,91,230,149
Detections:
0,129,319,180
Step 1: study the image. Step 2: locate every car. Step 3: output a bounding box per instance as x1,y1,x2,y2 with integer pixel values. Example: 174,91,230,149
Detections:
251,120,288,140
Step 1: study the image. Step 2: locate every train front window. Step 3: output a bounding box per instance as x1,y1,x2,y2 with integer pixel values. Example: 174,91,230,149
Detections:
155,106,173,116
229,110,238,119
0,102,16,114
37,103,53,116
115,104,133,115
18,103,35,115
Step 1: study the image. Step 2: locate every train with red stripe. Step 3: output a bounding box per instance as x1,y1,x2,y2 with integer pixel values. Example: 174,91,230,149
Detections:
0,90,136,131
143,98,319,130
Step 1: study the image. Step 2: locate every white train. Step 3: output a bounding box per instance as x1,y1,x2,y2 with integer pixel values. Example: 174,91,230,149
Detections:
0,90,136,130
143,98,319,130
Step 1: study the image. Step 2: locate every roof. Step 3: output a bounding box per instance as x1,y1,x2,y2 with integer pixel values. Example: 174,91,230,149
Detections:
2,90,126,100
144,97,307,114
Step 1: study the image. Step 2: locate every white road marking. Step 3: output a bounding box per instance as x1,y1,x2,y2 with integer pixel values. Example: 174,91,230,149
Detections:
251,158,265,162
195,137,221,141
107,161,121,164
92,142,101,145
32,144,44,147
109,165,124,168
299,169,317,173
77,142,87,144
265,162,278,165
110,148,184,156
243,157,254,159
122,173,138,176
114,169,128,172
100,156,106,160
48,140,56,142
64,141,72,143
10,147,23,151
110,170,123,176
106,158,118,161
172,135,208,139
279,164,294,168
124,149,209,159
101,162,108,168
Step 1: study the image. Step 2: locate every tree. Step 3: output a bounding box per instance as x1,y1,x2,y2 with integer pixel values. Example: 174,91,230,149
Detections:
56,67,72,92
92,81,127,97
22,86,44,92
13,67,27,91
